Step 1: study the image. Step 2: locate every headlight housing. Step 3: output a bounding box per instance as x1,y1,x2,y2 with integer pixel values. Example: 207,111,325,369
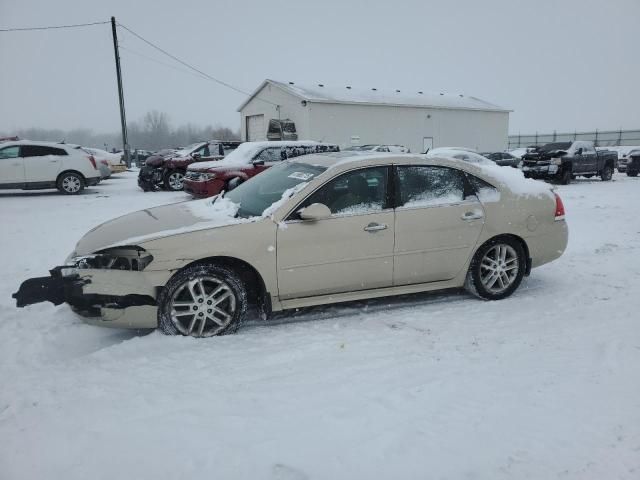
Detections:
69,247,153,272
551,157,563,165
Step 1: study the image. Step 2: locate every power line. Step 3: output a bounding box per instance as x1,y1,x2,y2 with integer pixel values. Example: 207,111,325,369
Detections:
119,45,210,81
116,22,278,107
0,20,109,32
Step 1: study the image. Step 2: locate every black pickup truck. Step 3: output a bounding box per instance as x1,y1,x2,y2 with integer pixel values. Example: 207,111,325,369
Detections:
522,141,617,184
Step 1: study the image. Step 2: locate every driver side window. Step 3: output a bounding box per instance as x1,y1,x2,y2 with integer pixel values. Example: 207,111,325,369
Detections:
0,146,20,159
300,167,389,216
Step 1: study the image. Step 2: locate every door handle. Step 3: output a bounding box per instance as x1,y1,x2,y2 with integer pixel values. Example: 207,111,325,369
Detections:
364,222,388,232
461,211,484,221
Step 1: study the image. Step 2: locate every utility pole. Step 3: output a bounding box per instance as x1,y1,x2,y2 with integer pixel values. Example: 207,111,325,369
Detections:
110,16,130,166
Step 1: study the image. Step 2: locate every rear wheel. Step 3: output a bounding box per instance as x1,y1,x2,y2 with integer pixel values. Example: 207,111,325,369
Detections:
57,172,84,194
628,171,638,177
157,263,247,337
465,237,526,300
163,170,185,191
600,165,613,181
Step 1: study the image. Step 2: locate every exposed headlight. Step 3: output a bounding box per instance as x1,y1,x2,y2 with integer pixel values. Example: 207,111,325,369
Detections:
551,157,562,165
202,173,216,180
70,247,153,272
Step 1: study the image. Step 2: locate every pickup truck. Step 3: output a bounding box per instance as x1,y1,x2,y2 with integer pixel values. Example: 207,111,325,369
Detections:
521,141,617,184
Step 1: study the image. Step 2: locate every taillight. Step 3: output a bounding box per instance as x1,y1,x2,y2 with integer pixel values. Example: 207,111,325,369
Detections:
88,155,97,170
554,193,565,220
100,159,109,166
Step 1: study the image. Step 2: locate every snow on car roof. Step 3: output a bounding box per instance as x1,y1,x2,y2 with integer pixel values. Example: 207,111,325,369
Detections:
238,79,510,112
189,140,322,170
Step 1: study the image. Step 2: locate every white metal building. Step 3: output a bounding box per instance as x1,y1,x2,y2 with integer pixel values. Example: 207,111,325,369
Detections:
238,79,511,153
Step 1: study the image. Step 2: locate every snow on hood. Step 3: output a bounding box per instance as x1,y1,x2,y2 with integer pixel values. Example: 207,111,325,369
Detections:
74,197,248,254
73,185,307,254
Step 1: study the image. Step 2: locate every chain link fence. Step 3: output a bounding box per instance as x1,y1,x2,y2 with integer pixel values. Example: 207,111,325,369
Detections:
508,129,640,149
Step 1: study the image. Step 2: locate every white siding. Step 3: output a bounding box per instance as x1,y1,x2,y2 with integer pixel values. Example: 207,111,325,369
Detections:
239,82,509,151
240,83,310,141
307,103,508,153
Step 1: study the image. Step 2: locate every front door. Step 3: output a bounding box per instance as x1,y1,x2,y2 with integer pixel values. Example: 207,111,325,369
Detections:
423,137,434,153
277,166,394,299
0,145,25,185
393,165,485,285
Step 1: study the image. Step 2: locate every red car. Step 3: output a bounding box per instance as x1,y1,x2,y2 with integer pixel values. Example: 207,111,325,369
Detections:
183,141,339,198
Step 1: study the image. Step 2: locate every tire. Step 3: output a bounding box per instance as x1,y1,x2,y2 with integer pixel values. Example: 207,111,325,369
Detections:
559,168,572,185
600,165,613,181
628,171,638,177
157,263,248,337
163,170,185,191
226,177,244,191
57,172,85,194
465,237,526,301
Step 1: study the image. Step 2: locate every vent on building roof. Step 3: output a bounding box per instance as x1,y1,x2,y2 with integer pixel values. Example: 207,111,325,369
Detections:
459,94,464,97
288,81,294,85
395,89,401,93
439,93,444,95
346,86,351,89
418,91,423,94
318,84,324,87
372,88,377,91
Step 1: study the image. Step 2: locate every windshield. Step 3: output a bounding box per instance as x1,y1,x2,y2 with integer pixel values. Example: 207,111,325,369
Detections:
539,142,572,152
175,142,205,157
225,162,327,218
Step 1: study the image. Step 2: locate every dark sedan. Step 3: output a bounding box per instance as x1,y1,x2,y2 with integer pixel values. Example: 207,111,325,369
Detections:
481,151,520,168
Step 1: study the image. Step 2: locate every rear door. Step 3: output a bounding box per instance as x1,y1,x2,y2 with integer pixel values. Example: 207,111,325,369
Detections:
276,166,394,299
22,145,65,182
393,165,485,285
0,145,25,185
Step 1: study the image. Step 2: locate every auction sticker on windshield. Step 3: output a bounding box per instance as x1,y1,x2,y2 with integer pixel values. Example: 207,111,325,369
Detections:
288,172,315,181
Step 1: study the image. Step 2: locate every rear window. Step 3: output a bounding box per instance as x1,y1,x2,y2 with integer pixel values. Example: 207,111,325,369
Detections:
21,145,68,157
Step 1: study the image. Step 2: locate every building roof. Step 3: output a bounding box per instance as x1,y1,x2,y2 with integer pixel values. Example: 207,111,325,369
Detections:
238,79,510,113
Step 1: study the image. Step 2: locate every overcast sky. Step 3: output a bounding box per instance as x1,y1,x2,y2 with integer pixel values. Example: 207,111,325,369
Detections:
1,0,638,136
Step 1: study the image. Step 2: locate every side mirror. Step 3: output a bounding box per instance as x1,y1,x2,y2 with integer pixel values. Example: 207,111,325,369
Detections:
575,148,583,156
252,159,265,166
192,153,202,160
299,203,331,221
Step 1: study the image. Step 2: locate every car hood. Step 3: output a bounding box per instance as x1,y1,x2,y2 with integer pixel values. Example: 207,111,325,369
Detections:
74,197,245,255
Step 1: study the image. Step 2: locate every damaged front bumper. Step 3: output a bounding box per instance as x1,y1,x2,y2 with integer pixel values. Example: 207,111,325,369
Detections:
13,266,160,329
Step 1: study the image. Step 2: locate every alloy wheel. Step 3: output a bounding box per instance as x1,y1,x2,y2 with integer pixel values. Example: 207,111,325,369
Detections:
479,244,519,294
168,172,184,190
62,175,81,193
169,276,237,337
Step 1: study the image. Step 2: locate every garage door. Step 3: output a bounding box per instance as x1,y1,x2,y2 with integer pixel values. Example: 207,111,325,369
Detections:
246,115,265,141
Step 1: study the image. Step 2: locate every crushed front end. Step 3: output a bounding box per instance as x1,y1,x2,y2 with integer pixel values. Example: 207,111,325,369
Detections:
13,247,161,329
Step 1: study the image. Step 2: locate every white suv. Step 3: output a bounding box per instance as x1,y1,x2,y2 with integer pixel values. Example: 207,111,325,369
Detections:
0,140,102,194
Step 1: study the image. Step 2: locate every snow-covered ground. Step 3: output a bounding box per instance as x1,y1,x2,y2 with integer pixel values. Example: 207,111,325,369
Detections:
1,171,639,479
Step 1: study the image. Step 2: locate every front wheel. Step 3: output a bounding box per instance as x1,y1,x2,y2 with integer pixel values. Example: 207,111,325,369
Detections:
627,171,638,177
163,170,185,191
157,263,247,337
465,237,526,300
559,168,572,185
600,165,613,181
57,172,85,194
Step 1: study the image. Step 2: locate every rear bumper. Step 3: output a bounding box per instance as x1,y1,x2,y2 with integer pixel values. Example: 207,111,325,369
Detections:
13,267,159,329
183,178,225,198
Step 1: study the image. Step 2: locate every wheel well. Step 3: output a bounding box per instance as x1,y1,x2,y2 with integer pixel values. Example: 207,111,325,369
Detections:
563,161,572,172
176,256,269,312
56,170,86,185
477,234,532,276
